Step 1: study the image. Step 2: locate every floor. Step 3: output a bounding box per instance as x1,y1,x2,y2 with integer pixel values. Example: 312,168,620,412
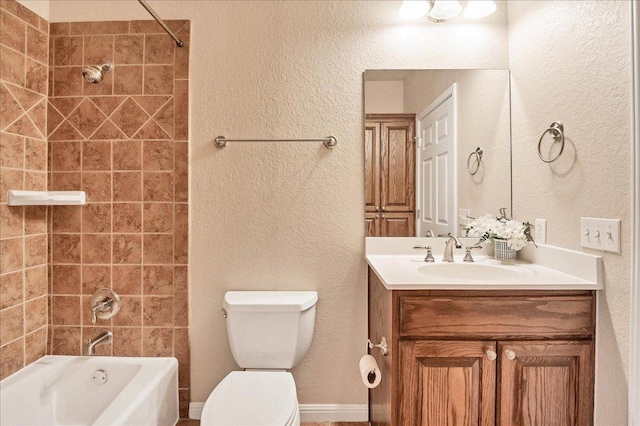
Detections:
177,421,368,426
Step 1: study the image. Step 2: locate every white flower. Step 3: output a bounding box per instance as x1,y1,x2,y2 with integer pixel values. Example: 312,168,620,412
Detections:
465,216,531,251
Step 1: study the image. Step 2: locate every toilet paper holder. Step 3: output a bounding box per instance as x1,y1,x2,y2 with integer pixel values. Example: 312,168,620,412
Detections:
368,337,388,356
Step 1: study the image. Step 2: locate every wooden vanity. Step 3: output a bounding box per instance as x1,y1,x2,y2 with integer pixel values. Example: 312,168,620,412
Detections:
368,269,596,426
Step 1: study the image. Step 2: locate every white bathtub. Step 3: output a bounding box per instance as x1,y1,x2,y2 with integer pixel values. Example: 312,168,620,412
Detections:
0,355,178,426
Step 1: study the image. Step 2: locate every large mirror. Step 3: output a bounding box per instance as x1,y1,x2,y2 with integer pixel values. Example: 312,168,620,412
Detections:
364,69,512,237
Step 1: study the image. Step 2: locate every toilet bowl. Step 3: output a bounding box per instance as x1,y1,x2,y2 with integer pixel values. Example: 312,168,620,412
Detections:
201,371,299,426
200,291,318,426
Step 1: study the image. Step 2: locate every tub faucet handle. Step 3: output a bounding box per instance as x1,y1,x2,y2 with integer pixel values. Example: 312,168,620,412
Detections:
89,288,121,325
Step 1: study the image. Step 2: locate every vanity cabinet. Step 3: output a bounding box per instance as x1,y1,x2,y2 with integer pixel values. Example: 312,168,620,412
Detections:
368,270,595,426
365,114,415,237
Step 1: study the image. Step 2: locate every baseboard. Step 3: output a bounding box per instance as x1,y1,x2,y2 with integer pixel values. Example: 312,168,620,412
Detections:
188,402,369,422
299,404,368,422
189,402,204,420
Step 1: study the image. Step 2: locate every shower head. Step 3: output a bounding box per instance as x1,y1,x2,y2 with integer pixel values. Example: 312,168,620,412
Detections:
82,61,113,84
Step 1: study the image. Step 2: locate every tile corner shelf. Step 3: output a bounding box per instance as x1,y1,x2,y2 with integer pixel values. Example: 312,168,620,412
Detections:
7,190,86,206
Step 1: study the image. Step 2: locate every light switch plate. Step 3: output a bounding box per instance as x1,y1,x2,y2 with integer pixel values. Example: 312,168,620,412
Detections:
535,219,547,244
580,217,621,253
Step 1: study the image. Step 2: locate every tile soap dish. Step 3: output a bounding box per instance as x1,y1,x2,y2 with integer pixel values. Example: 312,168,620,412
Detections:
7,190,86,206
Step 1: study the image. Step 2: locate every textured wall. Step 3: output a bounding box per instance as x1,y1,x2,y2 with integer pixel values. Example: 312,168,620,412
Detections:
508,2,632,423
0,0,49,380
47,0,510,406
402,70,511,222
45,19,191,417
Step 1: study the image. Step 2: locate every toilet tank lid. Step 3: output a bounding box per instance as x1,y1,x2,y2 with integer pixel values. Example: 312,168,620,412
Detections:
224,291,318,312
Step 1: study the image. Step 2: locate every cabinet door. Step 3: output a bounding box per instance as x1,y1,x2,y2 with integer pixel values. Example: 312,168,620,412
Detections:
498,341,593,426
365,121,381,213
366,213,380,237
380,212,415,237
380,121,415,212
398,340,496,426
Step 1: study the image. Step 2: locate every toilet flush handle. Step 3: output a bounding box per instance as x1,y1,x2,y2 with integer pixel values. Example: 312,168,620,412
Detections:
221,308,227,319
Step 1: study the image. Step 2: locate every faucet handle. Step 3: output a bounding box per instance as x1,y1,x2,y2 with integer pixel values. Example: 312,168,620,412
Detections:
413,246,434,262
89,289,121,324
463,245,483,263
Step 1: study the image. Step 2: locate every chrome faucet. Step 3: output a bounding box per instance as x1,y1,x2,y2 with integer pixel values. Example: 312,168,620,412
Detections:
86,330,112,356
443,234,462,262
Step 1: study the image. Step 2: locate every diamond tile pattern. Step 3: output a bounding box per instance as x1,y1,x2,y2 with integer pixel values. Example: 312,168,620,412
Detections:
110,98,150,138
67,99,106,138
1,82,45,137
47,95,174,140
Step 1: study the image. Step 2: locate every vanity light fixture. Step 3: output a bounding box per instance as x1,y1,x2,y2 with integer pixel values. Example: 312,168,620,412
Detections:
463,0,498,19
398,0,496,22
398,0,431,20
427,0,463,22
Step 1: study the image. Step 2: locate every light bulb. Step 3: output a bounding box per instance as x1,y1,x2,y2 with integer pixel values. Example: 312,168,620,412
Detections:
398,0,430,20
463,0,497,19
427,0,463,22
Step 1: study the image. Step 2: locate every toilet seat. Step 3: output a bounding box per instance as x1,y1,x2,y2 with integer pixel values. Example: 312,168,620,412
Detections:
201,371,299,426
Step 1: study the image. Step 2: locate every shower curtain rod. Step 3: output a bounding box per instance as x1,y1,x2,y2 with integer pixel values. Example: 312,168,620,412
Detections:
137,0,184,47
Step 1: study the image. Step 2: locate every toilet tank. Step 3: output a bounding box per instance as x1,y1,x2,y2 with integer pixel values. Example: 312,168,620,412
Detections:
223,291,318,369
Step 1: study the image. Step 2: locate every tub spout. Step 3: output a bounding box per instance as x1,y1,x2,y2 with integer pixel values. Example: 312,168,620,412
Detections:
86,330,112,356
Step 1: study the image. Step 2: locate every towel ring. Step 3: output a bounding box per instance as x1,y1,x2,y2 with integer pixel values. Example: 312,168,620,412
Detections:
537,122,565,163
467,147,483,175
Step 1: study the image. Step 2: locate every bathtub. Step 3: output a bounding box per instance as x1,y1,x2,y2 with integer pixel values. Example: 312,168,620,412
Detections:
0,355,178,426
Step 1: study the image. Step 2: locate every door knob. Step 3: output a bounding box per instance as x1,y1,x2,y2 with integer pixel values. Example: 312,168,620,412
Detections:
485,349,497,360
504,349,516,360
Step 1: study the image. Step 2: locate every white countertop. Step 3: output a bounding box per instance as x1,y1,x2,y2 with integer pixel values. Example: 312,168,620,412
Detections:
365,237,603,291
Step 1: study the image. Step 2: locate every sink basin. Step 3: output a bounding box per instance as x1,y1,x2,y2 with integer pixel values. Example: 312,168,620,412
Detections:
417,263,533,281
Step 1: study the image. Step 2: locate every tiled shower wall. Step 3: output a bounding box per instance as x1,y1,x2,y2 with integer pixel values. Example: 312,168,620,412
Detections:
0,0,49,380
46,20,190,415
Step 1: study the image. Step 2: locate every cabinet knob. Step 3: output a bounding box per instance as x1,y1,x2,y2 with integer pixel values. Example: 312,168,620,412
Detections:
381,214,386,219
504,349,516,360
381,206,386,211
375,206,380,212
375,214,380,219
485,349,497,360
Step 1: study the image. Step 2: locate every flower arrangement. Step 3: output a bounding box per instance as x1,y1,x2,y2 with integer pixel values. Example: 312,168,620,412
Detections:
464,215,534,251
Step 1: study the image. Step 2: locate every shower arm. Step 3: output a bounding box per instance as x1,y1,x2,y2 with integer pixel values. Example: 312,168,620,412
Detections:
137,0,184,47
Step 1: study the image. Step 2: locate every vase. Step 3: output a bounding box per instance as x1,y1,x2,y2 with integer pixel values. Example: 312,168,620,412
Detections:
494,239,517,261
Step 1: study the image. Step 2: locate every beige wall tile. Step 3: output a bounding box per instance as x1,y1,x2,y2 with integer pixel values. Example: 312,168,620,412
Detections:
113,327,141,356
112,265,141,295
143,265,173,295
0,271,23,309
0,204,23,238
112,202,141,233
115,35,143,65
0,9,26,52
112,233,141,264
82,203,111,233
81,265,110,294
0,337,24,379
0,46,25,86
113,140,142,170
0,304,24,345
24,295,47,333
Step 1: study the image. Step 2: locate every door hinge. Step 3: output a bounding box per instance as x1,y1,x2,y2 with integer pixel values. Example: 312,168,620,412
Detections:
414,136,422,148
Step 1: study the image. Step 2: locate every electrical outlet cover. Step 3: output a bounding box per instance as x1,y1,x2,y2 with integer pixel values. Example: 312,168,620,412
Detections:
535,219,547,244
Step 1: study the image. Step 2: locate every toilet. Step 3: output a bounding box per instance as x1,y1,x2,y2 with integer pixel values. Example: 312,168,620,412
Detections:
201,291,318,426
